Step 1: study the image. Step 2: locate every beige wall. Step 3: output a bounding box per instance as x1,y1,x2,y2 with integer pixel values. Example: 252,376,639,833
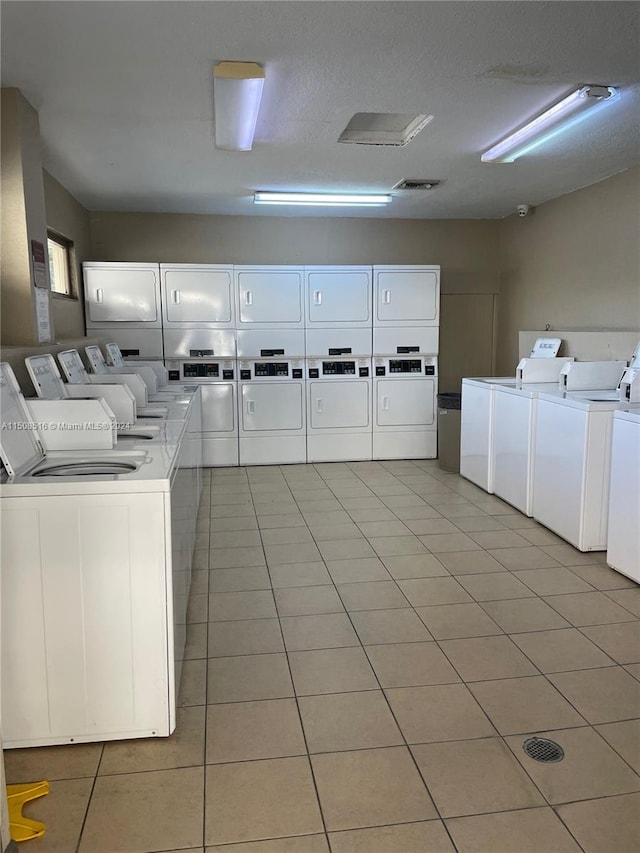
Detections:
90,213,501,390
1,88,52,345
43,170,92,339
497,166,640,374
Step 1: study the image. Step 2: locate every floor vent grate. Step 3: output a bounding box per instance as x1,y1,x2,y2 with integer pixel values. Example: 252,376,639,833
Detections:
523,737,564,763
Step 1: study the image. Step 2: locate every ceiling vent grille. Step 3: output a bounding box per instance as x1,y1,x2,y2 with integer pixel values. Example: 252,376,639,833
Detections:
393,179,441,191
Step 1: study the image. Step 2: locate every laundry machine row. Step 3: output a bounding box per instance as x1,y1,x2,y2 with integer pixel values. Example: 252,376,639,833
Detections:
0,363,203,748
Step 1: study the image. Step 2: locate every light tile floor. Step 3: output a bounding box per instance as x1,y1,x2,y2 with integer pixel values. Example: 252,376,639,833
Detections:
5,459,640,853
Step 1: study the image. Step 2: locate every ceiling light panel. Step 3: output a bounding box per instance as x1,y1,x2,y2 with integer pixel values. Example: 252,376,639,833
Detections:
254,192,392,207
482,85,620,163
213,61,265,151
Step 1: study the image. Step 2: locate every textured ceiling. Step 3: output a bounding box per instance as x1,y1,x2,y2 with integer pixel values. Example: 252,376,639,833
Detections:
2,1,639,218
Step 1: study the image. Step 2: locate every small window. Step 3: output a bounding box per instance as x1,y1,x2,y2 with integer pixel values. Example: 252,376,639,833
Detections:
47,232,74,297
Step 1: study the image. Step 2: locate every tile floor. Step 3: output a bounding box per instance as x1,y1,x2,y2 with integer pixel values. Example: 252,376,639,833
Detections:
5,459,640,853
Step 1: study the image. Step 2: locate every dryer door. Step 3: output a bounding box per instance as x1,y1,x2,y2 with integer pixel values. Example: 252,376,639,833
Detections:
241,383,304,431
309,381,370,429
162,267,233,326
84,265,161,324
201,384,236,434
376,379,435,426
374,267,439,325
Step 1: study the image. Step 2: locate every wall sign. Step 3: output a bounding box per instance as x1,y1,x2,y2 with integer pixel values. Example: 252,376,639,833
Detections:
35,286,51,343
31,239,48,288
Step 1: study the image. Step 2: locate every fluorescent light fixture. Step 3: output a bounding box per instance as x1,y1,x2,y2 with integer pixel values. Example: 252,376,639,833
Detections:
254,192,392,207
482,85,620,163
213,61,265,151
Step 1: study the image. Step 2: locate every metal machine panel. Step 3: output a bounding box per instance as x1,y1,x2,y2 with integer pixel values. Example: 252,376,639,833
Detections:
236,328,305,358
235,267,304,326
460,379,496,493
305,266,372,327
163,329,236,359
201,383,235,433
607,410,640,580
305,327,372,358
373,326,439,355
83,263,162,327
374,266,439,326
161,264,234,327
88,328,164,360
493,388,537,515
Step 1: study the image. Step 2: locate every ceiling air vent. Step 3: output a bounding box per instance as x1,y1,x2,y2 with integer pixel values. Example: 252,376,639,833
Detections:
338,113,433,147
393,179,441,190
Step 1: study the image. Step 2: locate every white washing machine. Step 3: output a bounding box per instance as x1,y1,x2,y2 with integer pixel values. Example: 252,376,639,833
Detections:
83,261,164,358
607,408,640,581
532,390,640,551
372,355,437,460
164,357,238,467
238,358,306,465
306,357,372,462
0,363,201,747
460,356,574,493
104,342,197,396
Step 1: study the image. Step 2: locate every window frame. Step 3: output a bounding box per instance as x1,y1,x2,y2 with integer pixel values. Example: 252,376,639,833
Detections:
47,230,77,300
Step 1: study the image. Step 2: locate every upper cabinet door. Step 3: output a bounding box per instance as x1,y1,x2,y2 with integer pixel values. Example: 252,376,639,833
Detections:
83,263,161,326
374,266,440,326
161,265,234,327
235,267,304,326
305,267,372,327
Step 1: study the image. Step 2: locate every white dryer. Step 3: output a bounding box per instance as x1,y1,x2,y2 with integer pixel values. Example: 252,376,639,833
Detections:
607,408,640,581
532,390,640,551
373,265,440,328
238,358,306,465
235,266,305,329
160,263,234,329
83,261,164,358
306,358,372,462
372,355,437,460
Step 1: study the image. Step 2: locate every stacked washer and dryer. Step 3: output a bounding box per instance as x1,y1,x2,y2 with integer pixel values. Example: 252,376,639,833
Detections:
83,262,441,465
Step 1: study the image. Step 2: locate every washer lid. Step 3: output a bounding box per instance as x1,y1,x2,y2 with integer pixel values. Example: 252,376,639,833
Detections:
0,363,45,477
25,354,67,399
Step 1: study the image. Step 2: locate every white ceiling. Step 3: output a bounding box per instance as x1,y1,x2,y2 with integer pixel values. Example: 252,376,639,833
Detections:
2,1,639,219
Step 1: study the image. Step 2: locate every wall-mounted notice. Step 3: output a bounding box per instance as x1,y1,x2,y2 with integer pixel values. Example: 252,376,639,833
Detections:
35,286,51,343
31,239,48,288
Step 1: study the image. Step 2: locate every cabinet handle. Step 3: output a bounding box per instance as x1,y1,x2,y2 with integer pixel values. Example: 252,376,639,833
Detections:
315,398,323,413
96,289,103,303
247,400,255,415
245,291,253,306
382,396,390,411
383,289,391,304
171,290,180,304
313,290,322,306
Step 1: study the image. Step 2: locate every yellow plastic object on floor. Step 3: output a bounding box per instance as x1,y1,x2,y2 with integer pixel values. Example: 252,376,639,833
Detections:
7,781,49,842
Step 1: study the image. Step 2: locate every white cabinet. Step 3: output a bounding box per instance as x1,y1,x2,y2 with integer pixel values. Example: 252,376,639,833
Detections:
305,266,372,327
373,265,440,326
161,264,234,327
235,267,305,327
84,262,162,328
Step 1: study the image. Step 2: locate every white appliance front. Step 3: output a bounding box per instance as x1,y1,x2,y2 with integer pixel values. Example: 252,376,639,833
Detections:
165,357,238,467
163,328,236,359
83,262,162,328
305,266,372,328
161,264,234,328
235,267,305,328
305,327,372,358
607,409,640,581
532,392,638,551
238,359,306,465
306,358,372,462
373,326,439,356
372,356,437,460
373,266,440,327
